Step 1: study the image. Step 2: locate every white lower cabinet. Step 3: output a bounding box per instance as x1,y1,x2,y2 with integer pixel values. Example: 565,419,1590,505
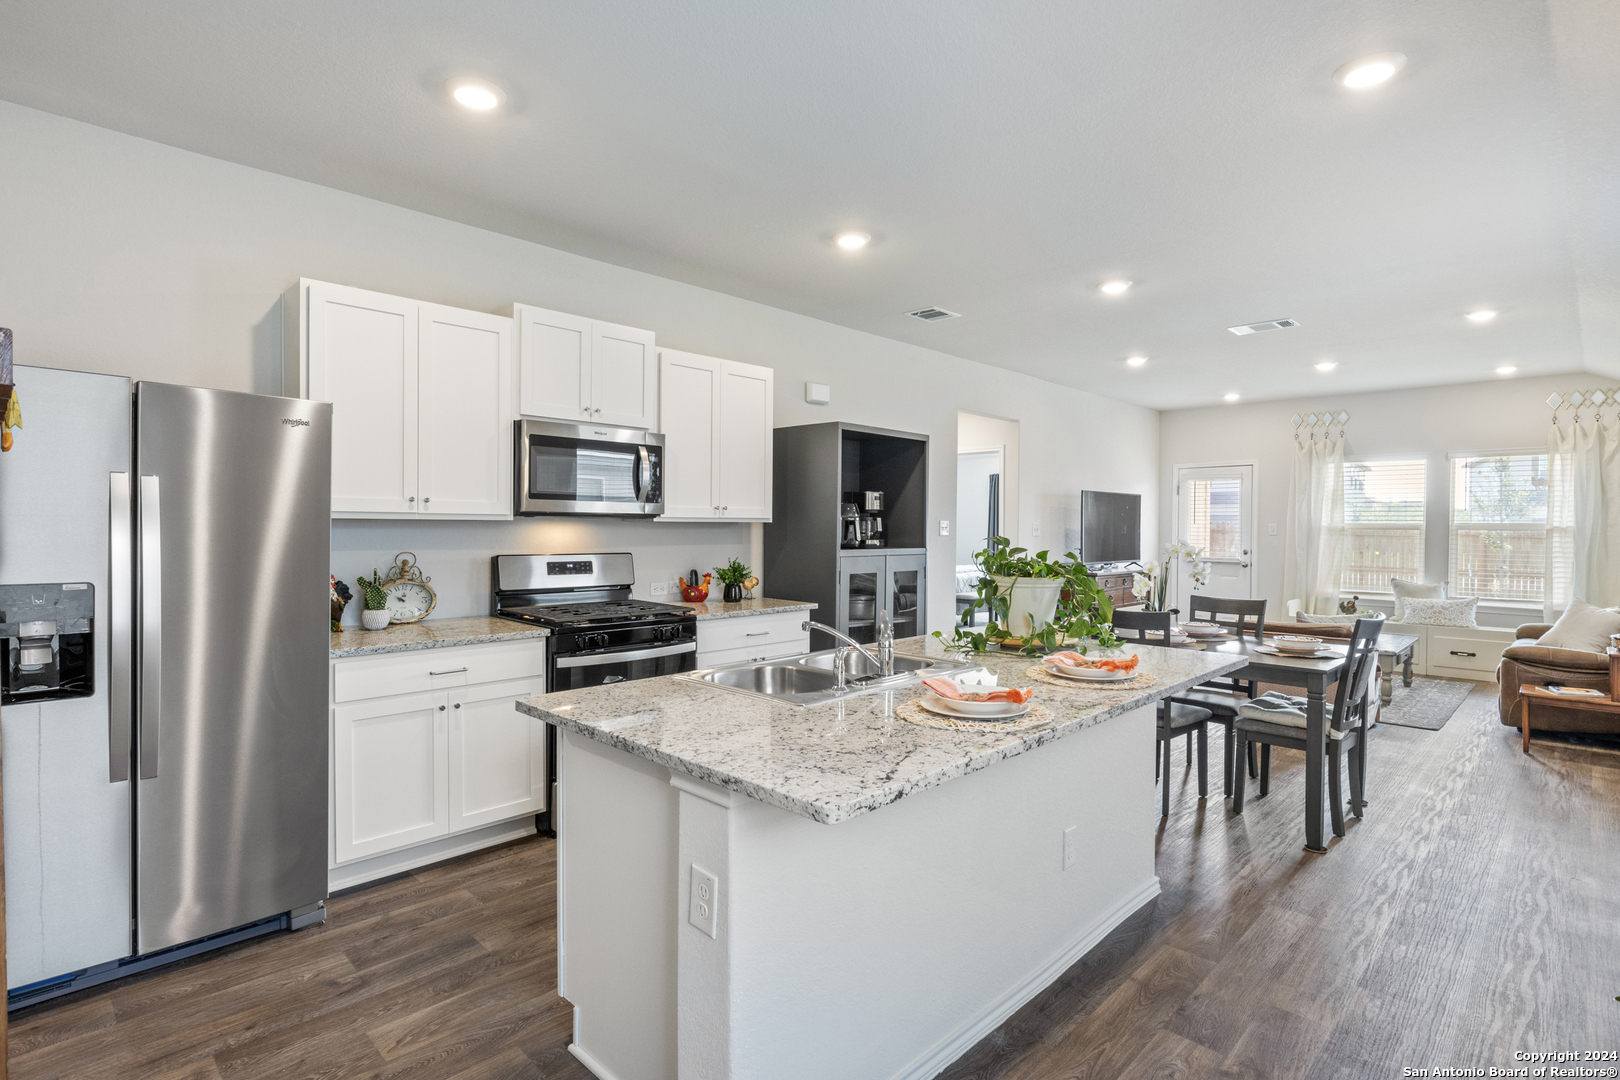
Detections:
333,691,449,864
330,641,548,885
448,676,548,831
695,611,810,668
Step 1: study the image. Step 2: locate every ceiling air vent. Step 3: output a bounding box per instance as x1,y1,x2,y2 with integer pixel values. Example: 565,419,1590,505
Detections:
906,307,961,322
1228,318,1300,335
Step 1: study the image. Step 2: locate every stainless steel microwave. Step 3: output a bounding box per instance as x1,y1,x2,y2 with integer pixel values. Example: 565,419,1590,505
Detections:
515,419,664,516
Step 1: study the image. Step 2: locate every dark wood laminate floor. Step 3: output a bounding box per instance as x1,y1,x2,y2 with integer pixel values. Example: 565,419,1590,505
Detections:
10,683,1619,1078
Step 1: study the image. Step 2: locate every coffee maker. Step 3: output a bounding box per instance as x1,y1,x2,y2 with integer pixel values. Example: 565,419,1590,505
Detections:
1,583,95,704
853,491,885,547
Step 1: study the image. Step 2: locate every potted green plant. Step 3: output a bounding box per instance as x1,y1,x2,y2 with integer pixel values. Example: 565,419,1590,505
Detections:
936,538,1119,655
357,570,391,630
714,557,751,603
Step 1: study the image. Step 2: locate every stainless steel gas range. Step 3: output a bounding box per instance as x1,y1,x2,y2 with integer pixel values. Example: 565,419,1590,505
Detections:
491,553,696,834
491,553,697,688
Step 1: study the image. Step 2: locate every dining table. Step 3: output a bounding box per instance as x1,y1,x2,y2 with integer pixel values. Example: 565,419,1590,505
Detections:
1158,629,1353,853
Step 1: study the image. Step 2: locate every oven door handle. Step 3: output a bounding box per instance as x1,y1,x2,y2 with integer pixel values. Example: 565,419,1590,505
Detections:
555,641,696,668
634,445,651,504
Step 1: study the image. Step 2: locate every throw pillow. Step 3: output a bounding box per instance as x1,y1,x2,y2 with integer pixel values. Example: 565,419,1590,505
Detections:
1300,611,1387,625
1537,598,1620,653
1401,596,1479,628
1390,578,1447,622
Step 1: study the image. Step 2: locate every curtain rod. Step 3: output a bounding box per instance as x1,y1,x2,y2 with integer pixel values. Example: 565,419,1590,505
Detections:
1547,388,1619,424
1291,409,1350,445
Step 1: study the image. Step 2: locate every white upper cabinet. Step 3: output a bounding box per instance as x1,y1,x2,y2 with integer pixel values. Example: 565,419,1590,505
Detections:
287,279,514,519
718,361,773,520
659,350,720,518
657,349,773,522
515,306,592,422
513,304,657,429
419,303,513,517
302,281,419,515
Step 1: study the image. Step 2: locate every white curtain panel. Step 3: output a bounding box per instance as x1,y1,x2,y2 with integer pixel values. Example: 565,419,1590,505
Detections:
1546,418,1620,618
1283,431,1347,615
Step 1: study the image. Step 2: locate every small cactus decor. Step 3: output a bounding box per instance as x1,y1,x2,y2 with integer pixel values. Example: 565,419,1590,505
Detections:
357,570,388,611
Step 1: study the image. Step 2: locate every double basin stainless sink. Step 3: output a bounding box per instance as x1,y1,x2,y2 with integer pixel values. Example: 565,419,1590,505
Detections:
673,648,982,707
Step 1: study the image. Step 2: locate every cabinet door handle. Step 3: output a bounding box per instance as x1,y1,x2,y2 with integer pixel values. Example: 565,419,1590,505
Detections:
408,496,416,503
746,631,769,637
1450,650,1476,658
429,667,469,676
721,506,728,512
454,702,461,709
438,704,446,711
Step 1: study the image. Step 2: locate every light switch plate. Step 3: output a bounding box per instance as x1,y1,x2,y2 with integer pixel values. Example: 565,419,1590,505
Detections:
940,520,950,536
689,864,719,938
1062,826,1079,870
1268,523,1278,536
1031,523,1041,538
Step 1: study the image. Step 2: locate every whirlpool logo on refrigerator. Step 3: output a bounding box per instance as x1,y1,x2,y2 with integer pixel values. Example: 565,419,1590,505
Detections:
281,417,311,428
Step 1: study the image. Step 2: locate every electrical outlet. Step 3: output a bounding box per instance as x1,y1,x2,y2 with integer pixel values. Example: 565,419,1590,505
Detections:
649,580,668,596
689,864,719,938
1062,826,1079,871
1268,523,1278,536
940,520,950,536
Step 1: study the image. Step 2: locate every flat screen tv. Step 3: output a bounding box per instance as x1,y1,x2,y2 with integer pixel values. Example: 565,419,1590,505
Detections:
1080,490,1141,565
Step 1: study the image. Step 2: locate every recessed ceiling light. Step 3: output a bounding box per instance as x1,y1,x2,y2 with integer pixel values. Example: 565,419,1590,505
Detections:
1334,52,1407,89
1496,365,1518,376
1099,279,1132,296
448,78,505,111
1126,355,1147,368
1224,392,1241,403
1315,361,1338,372
835,231,871,250
1466,309,1497,323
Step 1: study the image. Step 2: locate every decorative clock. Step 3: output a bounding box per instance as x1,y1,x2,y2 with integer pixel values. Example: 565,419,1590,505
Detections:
379,552,436,624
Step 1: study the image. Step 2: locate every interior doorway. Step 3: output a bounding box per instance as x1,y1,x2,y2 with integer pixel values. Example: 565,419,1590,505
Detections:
958,412,1020,626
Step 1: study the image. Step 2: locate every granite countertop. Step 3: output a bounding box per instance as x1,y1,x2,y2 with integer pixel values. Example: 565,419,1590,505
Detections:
671,596,817,620
331,616,549,658
516,636,1245,825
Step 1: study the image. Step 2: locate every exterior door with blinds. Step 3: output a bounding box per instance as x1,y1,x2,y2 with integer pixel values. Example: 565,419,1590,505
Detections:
1175,464,1254,608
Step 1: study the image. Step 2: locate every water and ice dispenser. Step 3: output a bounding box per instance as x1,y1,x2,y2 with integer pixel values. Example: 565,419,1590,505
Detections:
0,583,94,704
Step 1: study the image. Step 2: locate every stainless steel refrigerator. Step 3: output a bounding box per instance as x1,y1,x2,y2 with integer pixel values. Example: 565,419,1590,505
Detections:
0,366,331,1004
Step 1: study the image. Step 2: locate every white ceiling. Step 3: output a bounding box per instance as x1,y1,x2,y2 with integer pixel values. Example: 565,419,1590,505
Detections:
1,0,1615,409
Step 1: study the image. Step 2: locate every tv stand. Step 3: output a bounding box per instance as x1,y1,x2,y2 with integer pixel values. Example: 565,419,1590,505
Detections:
1081,566,1139,608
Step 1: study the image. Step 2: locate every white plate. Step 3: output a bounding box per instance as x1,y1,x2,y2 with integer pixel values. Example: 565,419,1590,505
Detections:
921,693,1031,719
1180,622,1226,637
1254,644,1338,658
1042,662,1136,682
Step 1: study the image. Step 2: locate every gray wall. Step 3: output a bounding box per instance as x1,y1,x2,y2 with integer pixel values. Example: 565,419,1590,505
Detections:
0,99,1159,631
1158,372,1616,628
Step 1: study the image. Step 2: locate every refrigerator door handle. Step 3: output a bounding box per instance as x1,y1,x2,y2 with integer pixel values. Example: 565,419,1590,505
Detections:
139,473,162,780
109,472,133,783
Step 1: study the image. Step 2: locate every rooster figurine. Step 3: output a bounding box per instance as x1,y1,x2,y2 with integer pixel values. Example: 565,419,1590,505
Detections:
680,572,712,603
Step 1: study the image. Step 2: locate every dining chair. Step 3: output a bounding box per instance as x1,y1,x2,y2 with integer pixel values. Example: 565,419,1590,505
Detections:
1231,617,1382,840
1115,609,1215,816
1169,595,1268,796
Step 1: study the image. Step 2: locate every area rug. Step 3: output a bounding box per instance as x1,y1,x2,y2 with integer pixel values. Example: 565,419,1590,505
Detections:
1376,677,1475,730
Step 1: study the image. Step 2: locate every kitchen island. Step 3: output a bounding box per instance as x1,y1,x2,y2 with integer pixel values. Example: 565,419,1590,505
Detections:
516,638,1245,1080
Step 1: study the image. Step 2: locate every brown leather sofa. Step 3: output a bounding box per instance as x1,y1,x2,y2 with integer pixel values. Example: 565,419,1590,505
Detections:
1497,623,1617,733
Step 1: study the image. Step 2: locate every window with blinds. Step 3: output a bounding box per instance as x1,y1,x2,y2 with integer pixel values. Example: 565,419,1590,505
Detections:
1183,477,1243,559
1341,459,1426,596
1449,452,1548,603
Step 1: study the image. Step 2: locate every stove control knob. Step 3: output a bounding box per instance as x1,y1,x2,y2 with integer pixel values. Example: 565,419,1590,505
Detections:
582,633,610,651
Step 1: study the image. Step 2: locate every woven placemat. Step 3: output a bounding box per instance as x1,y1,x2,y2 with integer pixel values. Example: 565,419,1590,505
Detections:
1024,665,1159,692
896,699,1054,733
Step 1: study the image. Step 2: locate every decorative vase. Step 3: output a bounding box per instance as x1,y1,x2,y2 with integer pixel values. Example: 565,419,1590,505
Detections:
991,576,1063,638
361,609,391,631
723,583,743,603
